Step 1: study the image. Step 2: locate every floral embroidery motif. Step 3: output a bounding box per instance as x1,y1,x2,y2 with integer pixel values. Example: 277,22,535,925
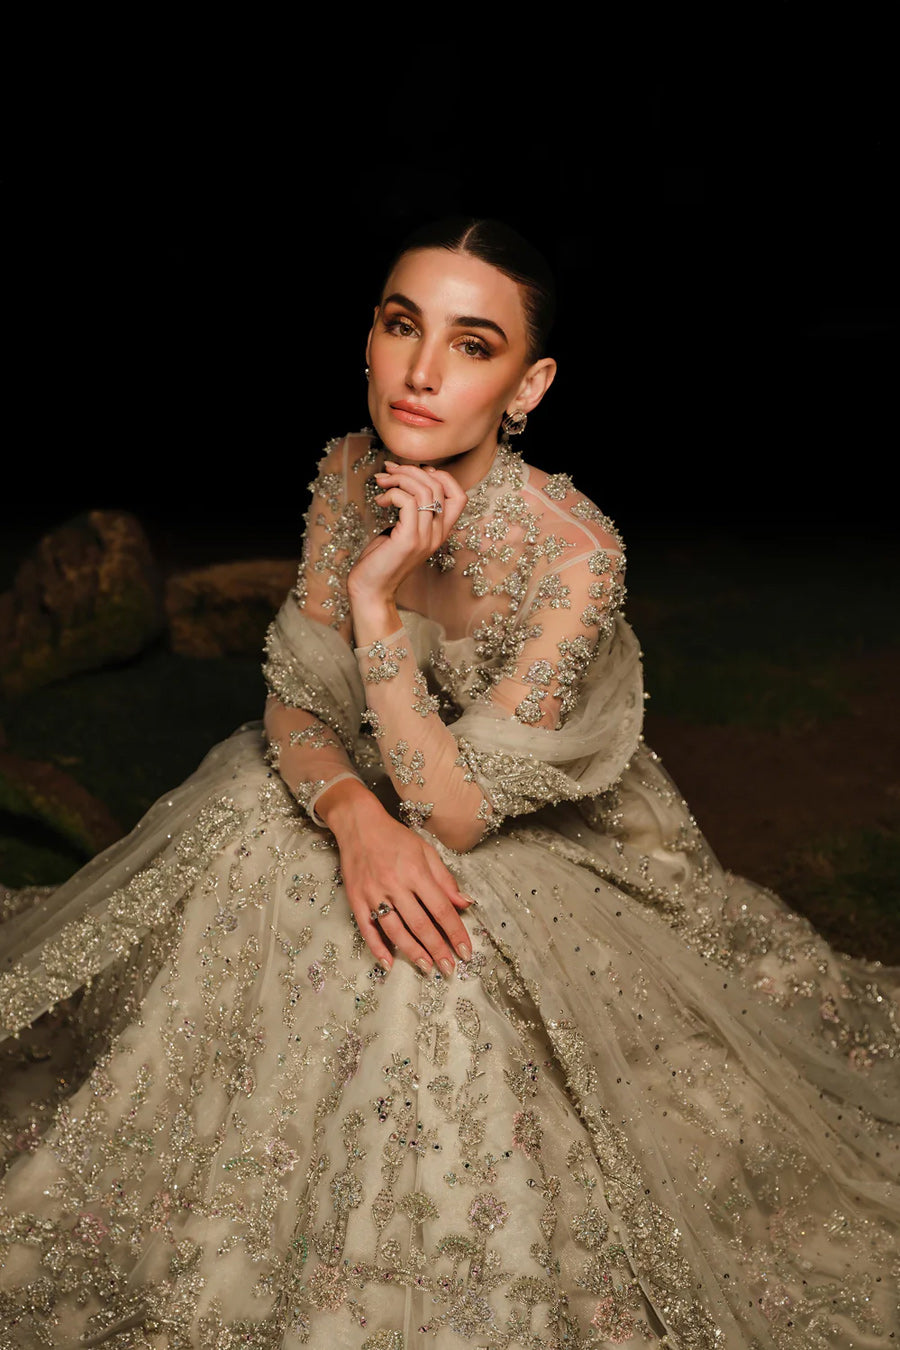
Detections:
362,639,409,684
4,434,893,1345
411,668,441,718
541,472,575,501
398,800,435,828
388,740,426,787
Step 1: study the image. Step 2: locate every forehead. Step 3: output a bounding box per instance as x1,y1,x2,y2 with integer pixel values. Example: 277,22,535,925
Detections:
382,248,527,342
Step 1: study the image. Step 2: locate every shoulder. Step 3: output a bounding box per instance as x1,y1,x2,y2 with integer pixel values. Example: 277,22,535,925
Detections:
311,429,379,474
522,458,624,563
307,430,382,500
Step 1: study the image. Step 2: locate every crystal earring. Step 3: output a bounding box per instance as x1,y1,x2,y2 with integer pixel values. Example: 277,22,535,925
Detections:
501,409,527,436
365,366,370,381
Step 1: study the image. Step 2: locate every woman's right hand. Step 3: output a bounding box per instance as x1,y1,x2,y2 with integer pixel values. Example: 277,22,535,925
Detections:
315,778,473,976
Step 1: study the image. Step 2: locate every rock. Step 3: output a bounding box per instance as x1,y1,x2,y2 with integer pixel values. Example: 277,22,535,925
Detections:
0,511,165,697
0,749,123,858
166,559,296,658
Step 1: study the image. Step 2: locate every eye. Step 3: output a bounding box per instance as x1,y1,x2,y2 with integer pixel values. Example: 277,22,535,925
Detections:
384,315,419,338
456,336,491,360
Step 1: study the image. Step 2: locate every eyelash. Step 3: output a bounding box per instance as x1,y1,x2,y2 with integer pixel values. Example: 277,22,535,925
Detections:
383,316,491,360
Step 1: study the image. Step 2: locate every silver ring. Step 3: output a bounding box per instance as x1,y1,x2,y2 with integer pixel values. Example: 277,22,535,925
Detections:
370,902,394,922
417,500,443,514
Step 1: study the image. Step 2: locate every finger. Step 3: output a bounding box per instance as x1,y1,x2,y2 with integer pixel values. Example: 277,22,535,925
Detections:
423,847,474,910
374,483,442,522
372,487,425,537
391,477,447,549
379,889,466,974
378,459,462,513
378,468,447,520
378,464,462,540
422,468,468,534
372,485,416,510
379,464,447,506
350,902,395,972
407,872,473,963
423,466,467,509
371,902,442,975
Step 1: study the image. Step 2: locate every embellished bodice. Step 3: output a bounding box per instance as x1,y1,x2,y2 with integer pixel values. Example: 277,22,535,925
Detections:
295,431,628,730
263,432,644,850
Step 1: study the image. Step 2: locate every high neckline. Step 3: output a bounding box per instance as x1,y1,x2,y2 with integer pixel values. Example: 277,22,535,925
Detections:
366,431,523,498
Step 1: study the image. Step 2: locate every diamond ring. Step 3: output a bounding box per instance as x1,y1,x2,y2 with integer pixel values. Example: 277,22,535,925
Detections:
417,500,443,514
370,902,395,921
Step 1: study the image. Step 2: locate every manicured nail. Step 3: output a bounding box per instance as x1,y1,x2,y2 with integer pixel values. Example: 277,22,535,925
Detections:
457,943,472,962
439,958,454,977
377,957,392,972
416,958,432,976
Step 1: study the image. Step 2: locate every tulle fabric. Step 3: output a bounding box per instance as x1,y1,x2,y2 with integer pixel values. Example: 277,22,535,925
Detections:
1,611,898,1347
1,433,898,1346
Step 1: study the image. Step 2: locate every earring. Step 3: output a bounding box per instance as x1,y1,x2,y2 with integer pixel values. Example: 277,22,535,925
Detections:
365,366,370,381
501,409,527,436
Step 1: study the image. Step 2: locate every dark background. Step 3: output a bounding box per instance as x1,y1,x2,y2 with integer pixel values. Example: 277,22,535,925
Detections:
5,34,898,567
3,33,898,958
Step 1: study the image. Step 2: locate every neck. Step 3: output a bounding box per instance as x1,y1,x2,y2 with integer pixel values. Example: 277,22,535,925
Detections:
400,438,503,492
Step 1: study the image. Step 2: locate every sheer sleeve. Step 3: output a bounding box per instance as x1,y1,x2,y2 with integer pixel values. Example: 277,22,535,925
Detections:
262,434,378,824
479,541,626,729
443,534,643,832
353,627,495,852
262,436,643,846
354,538,640,852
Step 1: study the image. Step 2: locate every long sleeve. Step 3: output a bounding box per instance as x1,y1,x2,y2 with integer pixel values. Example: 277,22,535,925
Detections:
262,434,377,825
353,538,630,853
353,628,494,852
262,433,642,847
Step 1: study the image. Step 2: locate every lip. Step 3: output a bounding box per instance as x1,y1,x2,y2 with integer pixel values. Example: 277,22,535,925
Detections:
389,400,443,427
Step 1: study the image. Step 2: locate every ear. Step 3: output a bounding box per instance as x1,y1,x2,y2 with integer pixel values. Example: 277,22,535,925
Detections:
513,357,557,415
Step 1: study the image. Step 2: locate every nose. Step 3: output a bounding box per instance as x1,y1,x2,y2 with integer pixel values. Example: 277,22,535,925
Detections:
406,337,441,393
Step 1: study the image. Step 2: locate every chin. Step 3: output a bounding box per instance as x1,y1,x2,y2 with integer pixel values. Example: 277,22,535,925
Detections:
376,425,446,461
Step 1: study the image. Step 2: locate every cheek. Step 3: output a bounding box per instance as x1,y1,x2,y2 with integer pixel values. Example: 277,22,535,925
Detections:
451,370,512,419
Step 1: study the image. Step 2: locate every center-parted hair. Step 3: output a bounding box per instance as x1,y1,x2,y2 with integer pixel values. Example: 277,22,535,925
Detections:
383,217,557,364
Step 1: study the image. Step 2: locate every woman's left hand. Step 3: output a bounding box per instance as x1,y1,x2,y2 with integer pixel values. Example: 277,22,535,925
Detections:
347,462,468,605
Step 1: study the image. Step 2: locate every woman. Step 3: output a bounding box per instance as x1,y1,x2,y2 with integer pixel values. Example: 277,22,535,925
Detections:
1,219,898,1348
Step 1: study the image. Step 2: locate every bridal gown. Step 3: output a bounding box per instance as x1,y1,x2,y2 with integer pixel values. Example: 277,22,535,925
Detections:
1,432,898,1350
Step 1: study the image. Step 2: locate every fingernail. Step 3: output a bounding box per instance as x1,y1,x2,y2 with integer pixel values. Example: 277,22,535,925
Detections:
457,942,472,961
439,957,454,977
377,957,392,972
416,958,432,976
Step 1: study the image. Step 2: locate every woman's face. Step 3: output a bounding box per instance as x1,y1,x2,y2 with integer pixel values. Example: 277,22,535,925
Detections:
366,248,555,482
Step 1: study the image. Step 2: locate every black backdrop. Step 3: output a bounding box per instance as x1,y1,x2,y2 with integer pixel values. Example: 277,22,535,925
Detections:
6,34,897,566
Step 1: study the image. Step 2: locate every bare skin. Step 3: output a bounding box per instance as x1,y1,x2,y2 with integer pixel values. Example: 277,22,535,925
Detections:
314,247,556,976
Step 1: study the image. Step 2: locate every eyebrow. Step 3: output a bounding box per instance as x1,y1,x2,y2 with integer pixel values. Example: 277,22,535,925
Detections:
381,292,509,344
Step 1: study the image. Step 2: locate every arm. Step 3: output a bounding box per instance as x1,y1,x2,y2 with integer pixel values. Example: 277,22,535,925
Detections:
351,610,493,852
345,460,496,852
265,436,472,976
261,435,367,823
345,462,627,851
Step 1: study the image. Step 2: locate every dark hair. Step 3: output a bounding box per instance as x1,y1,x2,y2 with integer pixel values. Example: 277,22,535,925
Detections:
383,217,556,363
